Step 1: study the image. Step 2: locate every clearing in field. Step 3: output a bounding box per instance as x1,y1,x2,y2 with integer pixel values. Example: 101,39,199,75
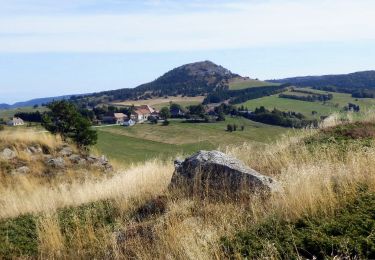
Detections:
239,88,375,119
111,95,205,109
228,77,279,90
0,106,48,120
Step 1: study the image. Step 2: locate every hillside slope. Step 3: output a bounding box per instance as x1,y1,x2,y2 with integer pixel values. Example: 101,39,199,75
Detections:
272,70,375,89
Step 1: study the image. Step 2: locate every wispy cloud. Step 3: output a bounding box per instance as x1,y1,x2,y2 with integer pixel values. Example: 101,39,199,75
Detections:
0,0,374,53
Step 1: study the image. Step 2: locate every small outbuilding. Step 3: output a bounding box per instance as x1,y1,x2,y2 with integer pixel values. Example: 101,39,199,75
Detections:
7,117,24,126
123,119,135,127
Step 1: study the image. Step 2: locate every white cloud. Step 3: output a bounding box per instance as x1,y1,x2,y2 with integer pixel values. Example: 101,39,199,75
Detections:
0,0,374,53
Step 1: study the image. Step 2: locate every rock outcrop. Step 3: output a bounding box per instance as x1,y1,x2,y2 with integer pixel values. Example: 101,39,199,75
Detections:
171,150,280,195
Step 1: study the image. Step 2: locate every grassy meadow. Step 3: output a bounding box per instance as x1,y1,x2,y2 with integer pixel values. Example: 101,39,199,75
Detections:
228,78,279,90
95,117,288,164
111,96,204,110
240,88,375,119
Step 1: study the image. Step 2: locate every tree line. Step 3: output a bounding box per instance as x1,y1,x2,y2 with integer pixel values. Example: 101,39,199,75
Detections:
203,84,289,104
242,106,318,128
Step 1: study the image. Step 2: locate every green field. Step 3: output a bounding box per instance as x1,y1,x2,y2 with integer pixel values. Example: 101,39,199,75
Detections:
95,117,288,164
152,100,202,110
239,88,375,119
0,107,48,121
229,79,279,90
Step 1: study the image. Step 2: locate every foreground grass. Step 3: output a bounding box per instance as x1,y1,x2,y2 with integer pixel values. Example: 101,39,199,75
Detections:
2,113,375,258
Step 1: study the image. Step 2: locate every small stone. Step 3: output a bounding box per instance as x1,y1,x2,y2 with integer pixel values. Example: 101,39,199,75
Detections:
29,146,43,154
59,147,73,157
12,166,30,175
1,148,17,160
46,157,65,168
69,154,82,163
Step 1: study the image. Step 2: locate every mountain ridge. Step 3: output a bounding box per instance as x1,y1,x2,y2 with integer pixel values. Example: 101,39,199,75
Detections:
271,70,375,88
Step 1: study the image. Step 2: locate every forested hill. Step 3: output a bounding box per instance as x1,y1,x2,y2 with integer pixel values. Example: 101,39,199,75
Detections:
271,71,375,89
136,60,240,95
85,61,243,102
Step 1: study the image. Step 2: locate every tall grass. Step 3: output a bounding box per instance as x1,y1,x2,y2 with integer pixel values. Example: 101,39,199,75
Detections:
0,160,173,219
0,129,62,149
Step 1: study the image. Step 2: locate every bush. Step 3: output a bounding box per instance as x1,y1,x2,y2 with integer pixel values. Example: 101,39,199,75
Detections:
162,119,170,126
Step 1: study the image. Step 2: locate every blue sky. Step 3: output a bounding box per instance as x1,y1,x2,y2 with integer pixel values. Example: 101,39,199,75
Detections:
0,0,375,104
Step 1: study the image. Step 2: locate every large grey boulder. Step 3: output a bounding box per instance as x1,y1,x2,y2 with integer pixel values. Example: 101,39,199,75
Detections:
1,148,17,160
171,150,280,195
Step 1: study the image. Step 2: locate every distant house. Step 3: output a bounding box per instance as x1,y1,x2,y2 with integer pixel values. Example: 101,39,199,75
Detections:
132,105,158,122
114,113,128,125
123,119,135,127
102,113,128,125
7,117,24,126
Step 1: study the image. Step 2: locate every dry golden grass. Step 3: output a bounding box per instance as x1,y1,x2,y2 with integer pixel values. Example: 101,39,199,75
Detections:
0,129,62,149
2,112,375,258
0,160,173,219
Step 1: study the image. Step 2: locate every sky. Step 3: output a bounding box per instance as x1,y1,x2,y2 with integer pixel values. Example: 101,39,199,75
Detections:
0,0,375,104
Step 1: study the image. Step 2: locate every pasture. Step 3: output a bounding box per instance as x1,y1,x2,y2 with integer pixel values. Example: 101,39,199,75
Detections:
239,88,375,118
95,117,288,164
111,95,205,110
0,107,48,120
228,78,279,90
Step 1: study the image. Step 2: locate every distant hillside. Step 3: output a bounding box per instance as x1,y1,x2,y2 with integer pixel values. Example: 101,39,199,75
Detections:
271,71,375,98
86,61,242,103
0,94,85,110
271,71,375,89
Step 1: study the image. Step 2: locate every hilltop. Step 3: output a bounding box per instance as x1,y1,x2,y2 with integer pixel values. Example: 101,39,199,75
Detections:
86,60,244,103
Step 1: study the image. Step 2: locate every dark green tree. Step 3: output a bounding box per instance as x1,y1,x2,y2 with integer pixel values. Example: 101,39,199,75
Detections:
42,100,97,149
217,111,225,121
160,107,171,120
